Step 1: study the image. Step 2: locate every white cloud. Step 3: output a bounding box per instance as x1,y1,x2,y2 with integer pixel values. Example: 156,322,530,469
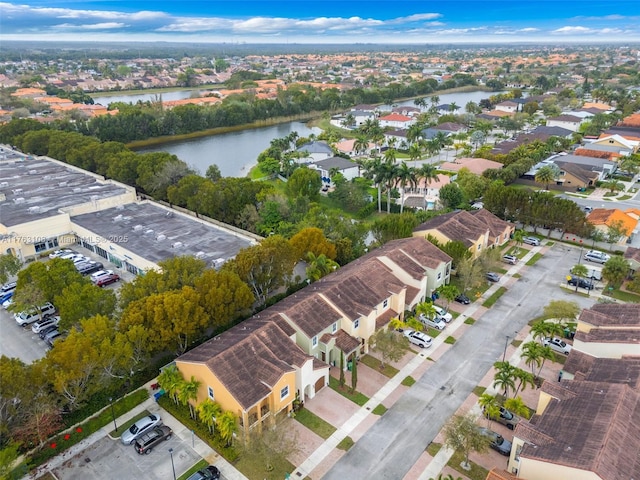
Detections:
518,27,540,32
552,26,592,34
53,22,126,30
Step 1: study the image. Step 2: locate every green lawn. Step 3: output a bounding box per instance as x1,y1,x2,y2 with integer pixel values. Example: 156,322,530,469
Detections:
328,377,369,406
426,442,442,456
336,436,355,451
444,336,456,344
234,454,296,480
294,409,336,439
482,286,507,308
178,460,209,480
526,253,543,266
401,376,416,386
359,354,399,378
464,317,476,325
110,410,151,438
372,404,388,415
472,386,486,396
447,450,489,480
603,288,640,303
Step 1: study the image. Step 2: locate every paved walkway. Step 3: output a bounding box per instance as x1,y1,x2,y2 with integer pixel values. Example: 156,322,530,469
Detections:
291,245,543,479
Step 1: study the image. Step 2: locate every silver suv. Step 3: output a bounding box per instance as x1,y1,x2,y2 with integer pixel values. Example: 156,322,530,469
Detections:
584,250,610,264
522,236,540,246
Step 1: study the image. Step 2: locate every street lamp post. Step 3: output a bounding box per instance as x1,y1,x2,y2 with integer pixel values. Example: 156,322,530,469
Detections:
109,397,117,432
502,335,510,362
168,448,176,480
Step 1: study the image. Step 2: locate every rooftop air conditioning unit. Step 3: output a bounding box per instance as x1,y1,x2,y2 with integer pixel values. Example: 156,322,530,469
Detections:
156,234,166,241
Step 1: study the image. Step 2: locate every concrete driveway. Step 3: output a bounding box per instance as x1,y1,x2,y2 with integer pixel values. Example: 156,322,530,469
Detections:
322,242,597,480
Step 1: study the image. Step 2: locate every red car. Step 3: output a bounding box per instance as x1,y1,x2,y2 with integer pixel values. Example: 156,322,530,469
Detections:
95,273,120,287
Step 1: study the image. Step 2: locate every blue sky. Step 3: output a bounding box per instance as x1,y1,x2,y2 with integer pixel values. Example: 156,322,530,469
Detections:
1,1,640,43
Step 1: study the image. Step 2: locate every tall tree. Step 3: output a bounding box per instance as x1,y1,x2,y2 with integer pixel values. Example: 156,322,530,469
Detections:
602,255,630,288
443,413,490,470
0,254,21,285
534,165,560,191
369,329,409,369
197,399,223,434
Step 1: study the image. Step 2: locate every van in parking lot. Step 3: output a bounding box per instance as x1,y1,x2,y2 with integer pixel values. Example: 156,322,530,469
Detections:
584,250,610,264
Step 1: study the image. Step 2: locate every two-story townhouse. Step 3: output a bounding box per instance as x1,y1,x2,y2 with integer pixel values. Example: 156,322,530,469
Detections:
546,114,583,132
378,113,415,129
413,209,513,257
176,318,329,435
296,141,334,164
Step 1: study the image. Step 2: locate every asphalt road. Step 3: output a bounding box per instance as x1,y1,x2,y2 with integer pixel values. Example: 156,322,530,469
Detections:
322,243,597,480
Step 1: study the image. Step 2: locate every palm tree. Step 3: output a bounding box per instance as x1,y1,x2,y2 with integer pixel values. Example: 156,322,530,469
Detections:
418,163,438,209
433,131,449,160
217,411,237,446
306,252,339,281
178,376,201,418
513,230,524,254
478,393,500,428
396,162,416,213
362,157,385,212
407,123,424,145
493,361,517,399
504,396,531,420
381,160,399,214
571,263,589,292
602,179,625,194
513,368,536,397
430,95,440,111
534,165,560,191
197,399,222,434
353,135,369,157
157,364,183,405
408,143,422,167
449,102,459,113
521,341,544,378
415,301,438,321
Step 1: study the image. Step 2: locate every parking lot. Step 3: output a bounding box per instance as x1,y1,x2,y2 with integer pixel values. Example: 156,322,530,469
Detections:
52,432,202,480
0,245,128,364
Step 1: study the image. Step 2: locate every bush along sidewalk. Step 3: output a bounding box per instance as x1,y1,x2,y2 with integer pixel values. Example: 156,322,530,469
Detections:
157,395,239,462
13,388,149,477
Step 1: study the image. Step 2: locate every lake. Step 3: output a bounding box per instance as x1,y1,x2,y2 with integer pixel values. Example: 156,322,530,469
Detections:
136,89,504,178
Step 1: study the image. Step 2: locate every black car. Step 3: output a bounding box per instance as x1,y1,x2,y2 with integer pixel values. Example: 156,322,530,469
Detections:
478,427,512,456
186,465,221,480
39,325,59,339
567,275,594,290
133,425,172,454
455,293,471,304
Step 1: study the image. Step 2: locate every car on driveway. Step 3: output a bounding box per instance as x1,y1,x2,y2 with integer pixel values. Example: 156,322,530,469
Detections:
433,305,453,323
485,406,520,430
186,465,221,480
455,293,471,305
486,272,500,282
567,275,594,290
403,329,432,348
542,336,572,355
133,425,172,454
478,427,512,456
502,254,517,265
121,414,162,445
523,236,541,246
418,313,446,330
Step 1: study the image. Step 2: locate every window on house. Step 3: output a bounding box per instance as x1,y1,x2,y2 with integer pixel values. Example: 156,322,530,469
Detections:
208,386,214,400
437,272,442,280
312,336,318,347
477,244,481,250
332,322,337,333
280,385,289,400
383,299,388,308
354,319,359,329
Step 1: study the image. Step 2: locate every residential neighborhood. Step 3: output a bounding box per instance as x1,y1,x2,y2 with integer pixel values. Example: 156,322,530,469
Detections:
2,32,640,480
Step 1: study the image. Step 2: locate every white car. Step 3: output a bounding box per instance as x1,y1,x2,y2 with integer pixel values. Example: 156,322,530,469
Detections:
91,270,114,282
49,249,75,259
418,313,446,330
14,302,56,326
32,315,61,334
542,337,572,355
403,329,432,349
433,305,453,323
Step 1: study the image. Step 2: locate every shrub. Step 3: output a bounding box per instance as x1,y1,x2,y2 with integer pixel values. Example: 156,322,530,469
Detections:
157,395,239,462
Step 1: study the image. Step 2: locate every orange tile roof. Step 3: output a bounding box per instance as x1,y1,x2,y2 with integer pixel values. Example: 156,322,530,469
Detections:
11,87,46,97
587,208,637,236
379,113,412,122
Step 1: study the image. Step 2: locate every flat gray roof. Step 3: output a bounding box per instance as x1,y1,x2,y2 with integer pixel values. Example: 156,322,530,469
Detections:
71,202,256,266
0,151,129,227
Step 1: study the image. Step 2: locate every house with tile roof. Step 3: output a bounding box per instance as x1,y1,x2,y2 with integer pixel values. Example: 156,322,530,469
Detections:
507,304,640,479
175,236,452,432
176,318,328,434
546,114,583,132
586,208,638,244
378,113,415,129
412,209,514,257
